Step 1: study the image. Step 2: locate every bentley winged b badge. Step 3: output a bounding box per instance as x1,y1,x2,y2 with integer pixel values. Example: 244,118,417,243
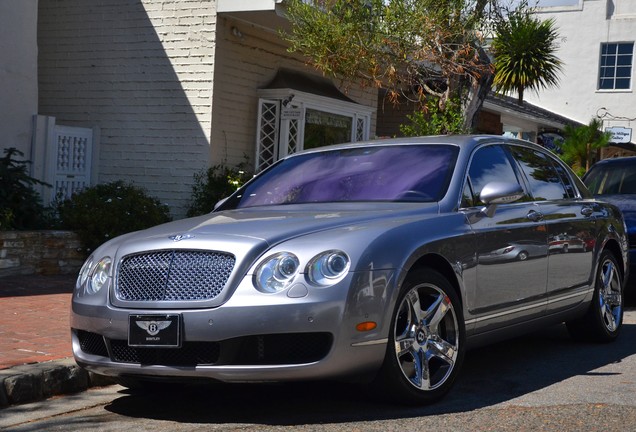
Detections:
169,233,195,242
136,320,172,336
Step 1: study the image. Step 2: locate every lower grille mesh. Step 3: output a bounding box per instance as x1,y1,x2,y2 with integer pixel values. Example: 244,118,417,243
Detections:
76,331,332,367
77,330,109,357
110,340,220,366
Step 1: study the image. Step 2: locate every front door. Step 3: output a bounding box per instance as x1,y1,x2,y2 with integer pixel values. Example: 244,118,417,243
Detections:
465,144,548,330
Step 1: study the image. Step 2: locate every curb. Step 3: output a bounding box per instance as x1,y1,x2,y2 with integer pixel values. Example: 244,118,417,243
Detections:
0,358,114,408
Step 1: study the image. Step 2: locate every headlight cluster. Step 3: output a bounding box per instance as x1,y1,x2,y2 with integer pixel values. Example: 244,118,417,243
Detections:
76,255,112,296
255,250,350,293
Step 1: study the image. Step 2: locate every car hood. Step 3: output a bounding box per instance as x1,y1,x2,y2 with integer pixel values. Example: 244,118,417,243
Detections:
103,202,440,256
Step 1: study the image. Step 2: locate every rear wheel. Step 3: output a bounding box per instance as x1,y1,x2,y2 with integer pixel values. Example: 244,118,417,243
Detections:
566,250,623,342
375,268,465,405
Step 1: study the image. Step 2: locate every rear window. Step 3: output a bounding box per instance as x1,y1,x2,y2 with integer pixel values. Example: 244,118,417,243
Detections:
584,163,636,195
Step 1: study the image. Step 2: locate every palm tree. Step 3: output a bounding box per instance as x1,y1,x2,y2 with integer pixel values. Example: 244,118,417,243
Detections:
560,118,611,177
491,9,563,105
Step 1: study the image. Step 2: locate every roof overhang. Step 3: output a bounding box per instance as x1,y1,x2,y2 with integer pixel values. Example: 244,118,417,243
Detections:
483,93,583,131
217,0,285,13
217,0,289,31
258,69,375,116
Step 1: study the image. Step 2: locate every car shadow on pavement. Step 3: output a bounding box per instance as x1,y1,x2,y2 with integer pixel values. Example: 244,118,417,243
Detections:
102,321,636,426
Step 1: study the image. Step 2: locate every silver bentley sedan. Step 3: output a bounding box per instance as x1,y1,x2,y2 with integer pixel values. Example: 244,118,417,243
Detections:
71,135,629,405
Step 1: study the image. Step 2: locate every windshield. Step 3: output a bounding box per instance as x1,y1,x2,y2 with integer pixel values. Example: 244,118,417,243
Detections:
221,144,459,210
584,163,636,195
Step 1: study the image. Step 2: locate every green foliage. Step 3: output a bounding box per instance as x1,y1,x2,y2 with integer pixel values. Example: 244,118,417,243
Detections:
491,6,563,104
283,0,502,125
0,147,51,230
58,181,172,252
187,163,253,217
559,118,611,177
399,98,466,136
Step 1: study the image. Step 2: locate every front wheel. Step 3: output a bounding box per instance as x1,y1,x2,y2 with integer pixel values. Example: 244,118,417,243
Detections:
566,250,623,342
375,268,465,405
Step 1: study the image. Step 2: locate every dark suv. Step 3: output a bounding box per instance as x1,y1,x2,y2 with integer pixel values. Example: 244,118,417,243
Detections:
584,156,636,287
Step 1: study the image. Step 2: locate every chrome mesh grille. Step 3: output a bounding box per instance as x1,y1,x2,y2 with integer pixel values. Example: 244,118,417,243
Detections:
116,250,235,301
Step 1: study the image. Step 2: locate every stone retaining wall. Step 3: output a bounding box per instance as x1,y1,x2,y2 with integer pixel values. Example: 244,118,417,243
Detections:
0,231,85,277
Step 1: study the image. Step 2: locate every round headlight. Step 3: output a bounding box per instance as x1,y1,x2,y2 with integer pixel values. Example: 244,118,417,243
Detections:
308,250,350,286
87,257,112,295
255,253,300,293
76,255,93,291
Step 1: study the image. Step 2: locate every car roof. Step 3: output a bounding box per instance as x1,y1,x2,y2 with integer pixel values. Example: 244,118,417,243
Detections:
590,156,636,168
286,135,541,158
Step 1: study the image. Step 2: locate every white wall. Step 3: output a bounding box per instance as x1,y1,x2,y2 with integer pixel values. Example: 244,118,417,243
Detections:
527,0,636,135
0,0,38,157
38,0,217,218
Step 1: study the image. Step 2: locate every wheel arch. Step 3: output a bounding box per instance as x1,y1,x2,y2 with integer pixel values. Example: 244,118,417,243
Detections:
602,238,625,280
405,253,463,307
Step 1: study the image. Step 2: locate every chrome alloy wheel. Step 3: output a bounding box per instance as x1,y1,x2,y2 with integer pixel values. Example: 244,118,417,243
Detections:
393,283,460,391
598,256,622,332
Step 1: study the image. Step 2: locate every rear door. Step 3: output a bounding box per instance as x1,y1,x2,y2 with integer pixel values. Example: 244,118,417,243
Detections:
507,145,597,313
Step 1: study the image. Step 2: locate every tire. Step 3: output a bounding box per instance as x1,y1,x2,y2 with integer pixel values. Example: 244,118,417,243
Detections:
375,268,465,405
566,250,623,342
517,251,529,261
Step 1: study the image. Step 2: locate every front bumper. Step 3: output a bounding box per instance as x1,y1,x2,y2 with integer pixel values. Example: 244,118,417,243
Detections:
71,271,393,383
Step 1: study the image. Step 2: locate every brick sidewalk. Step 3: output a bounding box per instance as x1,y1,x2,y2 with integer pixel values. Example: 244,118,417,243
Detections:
0,274,75,370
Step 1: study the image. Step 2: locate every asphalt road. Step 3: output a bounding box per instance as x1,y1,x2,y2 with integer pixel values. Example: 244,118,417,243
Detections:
3,309,636,431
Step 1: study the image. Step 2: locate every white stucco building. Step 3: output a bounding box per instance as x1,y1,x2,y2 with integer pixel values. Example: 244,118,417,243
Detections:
526,0,636,151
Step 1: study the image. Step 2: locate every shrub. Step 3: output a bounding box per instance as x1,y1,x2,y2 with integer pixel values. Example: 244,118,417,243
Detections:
58,181,172,252
187,162,253,217
399,97,465,137
0,148,51,230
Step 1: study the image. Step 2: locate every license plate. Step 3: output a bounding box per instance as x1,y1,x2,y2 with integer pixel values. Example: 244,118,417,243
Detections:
128,314,181,347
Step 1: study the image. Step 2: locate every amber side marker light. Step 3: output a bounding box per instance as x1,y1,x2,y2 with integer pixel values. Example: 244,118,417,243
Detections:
356,321,377,332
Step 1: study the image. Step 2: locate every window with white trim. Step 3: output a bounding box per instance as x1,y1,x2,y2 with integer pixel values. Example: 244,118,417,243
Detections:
598,42,634,90
256,90,373,171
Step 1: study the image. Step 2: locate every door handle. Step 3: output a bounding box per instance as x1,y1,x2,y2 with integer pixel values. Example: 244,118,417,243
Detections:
581,206,593,217
527,210,544,222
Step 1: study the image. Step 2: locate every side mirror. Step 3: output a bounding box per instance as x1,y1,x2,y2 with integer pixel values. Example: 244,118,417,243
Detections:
479,181,524,217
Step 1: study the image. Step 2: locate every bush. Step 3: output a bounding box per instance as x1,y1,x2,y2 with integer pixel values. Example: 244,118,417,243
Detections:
399,97,465,136
0,148,52,230
58,181,172,252
187,162,253,217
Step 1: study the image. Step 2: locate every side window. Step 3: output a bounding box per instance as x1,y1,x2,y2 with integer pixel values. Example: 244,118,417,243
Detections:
509,146,567,201
468,145,523,206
